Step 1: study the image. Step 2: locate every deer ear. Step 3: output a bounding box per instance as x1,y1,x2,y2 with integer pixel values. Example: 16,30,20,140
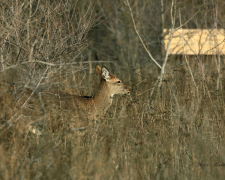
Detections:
95,65,101,76
101,66,110,81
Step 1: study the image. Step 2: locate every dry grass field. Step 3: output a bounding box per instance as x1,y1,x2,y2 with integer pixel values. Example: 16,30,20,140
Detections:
1,0,225,179
1,59,225,180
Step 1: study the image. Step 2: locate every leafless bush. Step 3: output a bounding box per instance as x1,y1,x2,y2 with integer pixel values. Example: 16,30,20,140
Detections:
1,0,225,179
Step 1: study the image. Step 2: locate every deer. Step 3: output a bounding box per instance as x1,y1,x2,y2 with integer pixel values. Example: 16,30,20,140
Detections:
69,64,132,121
37,65,132,124
22,65,132,134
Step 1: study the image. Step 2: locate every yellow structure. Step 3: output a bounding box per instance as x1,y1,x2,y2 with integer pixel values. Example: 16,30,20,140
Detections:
164,29,225,55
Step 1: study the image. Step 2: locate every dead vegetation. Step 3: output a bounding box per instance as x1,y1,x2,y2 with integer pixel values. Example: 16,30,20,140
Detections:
1,0,225,179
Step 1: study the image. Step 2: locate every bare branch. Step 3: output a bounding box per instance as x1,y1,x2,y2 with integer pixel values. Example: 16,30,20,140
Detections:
125,0,162,69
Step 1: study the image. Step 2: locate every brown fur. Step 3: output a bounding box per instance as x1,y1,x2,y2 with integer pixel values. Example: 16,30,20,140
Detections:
40,65,132,123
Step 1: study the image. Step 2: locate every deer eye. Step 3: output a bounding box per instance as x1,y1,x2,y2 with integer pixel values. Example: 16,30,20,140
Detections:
117,81,121,84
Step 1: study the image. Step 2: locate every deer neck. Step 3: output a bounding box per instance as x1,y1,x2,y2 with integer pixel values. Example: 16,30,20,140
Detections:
93,82,113,115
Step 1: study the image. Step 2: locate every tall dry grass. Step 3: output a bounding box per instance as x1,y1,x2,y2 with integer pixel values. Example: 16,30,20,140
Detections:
0,0,225,180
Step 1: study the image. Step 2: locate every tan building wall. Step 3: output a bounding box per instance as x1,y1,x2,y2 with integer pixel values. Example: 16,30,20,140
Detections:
164,29,225,55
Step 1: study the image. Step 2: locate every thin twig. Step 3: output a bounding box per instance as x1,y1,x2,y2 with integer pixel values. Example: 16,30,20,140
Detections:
0,60,113,72
125,0,161,69
178,9,197,89
174,1,212,32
